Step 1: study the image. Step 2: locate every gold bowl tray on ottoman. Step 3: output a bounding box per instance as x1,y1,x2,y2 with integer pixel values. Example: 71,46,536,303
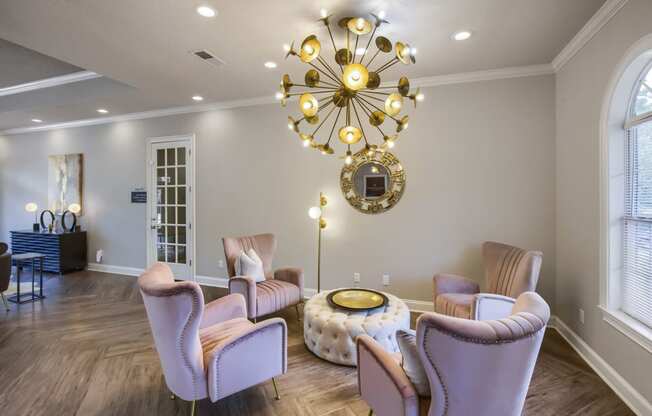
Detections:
326,288,388,312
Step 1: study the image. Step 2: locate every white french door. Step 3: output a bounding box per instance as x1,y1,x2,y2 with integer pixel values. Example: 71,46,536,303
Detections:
146,135,195,280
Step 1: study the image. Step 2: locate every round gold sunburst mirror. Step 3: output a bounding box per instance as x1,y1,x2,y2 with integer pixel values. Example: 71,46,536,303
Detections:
340,149,405,214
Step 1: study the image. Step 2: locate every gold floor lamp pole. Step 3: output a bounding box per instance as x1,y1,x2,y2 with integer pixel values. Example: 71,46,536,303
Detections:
308,193,327,293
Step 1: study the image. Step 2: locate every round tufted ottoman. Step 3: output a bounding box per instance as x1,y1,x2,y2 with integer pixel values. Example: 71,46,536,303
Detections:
303,288,411,366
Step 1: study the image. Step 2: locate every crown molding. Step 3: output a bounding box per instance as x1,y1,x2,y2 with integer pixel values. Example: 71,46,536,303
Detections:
0,70,101,97
1,95,276,135
552,0,629,71
1,65,555,136
410,64,554,88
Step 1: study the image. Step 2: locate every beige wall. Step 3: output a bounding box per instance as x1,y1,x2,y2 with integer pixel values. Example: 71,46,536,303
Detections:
555,0,652,403
0,75,556,303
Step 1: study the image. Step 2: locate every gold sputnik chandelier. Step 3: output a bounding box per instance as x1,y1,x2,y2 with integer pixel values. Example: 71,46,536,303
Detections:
278,12,424,165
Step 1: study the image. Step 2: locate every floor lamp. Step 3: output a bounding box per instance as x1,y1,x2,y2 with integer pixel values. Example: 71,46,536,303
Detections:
308,193,327,293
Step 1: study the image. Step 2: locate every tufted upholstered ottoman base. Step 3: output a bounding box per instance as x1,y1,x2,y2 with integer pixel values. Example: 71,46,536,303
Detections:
303,289,411,366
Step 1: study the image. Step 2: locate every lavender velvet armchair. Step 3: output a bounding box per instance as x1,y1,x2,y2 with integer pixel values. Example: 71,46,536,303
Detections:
222,233,304,322
357,292,550,416
433,241,542,319
138,263,287,414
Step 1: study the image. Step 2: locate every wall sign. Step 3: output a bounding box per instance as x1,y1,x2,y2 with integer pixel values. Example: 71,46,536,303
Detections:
131,189,147,203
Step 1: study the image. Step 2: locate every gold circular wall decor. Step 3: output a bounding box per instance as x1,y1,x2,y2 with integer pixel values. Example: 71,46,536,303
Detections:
340,150,406,214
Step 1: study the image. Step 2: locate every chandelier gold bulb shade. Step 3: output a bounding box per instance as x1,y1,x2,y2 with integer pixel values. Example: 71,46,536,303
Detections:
278,12,423,163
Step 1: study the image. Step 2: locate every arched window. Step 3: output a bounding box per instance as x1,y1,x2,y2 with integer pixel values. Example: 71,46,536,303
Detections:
622,62,652,329
601,38,652,352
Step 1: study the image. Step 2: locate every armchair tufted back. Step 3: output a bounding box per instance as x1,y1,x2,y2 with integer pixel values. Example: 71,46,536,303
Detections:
483,241,542,298
417,292,550,416
222,233,277,279
0,243,10,292
138,263,207,401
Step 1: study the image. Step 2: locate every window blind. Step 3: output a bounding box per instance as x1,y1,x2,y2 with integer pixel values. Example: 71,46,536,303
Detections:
623,121,652,328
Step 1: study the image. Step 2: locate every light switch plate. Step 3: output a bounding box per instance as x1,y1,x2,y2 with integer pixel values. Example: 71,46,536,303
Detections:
353,272,361,283
382,273,390,286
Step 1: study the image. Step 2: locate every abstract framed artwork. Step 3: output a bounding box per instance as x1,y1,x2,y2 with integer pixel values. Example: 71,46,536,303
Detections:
48,153,83,215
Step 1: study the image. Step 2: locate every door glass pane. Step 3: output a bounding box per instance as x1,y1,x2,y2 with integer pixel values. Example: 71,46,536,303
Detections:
178,207,186,225
157,244,166,261
167,148,175,166
167,167,176,185
178,246,186,264
157,227,165,244
178,167,186,185
157,168,166,185
166,245,176,263
178,226,186,244
157,149,165,166
167,207,176,224
178,187,186,205
167,226,176,244
177,148,186,165
167,187,176,205
157,188,165,204
157,207,165,224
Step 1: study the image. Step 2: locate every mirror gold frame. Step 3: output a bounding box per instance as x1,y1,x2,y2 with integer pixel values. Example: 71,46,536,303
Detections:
340,150,406,214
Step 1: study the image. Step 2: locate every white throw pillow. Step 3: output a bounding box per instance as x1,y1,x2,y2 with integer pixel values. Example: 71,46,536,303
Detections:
396,329,431,397
234,248,265,283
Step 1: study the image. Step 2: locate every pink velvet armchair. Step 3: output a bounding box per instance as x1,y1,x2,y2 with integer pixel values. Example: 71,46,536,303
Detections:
138,263,287,415
222,233,304,322
433,241,542,319
357,292,550,416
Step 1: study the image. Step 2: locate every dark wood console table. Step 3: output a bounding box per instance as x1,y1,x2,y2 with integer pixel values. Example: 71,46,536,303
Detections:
10,230,87,274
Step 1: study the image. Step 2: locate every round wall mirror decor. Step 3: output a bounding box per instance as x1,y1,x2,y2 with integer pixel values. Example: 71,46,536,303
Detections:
340,150,406,214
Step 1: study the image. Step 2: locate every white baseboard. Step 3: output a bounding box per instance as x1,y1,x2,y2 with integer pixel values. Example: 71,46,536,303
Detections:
87,263,143,277
195,274,229,288
548,316,652,416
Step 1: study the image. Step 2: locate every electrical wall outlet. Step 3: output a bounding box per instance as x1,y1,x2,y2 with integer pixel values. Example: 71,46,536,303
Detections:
96,249,103,263
353,272,361,283
579,308,585,324
217,259,225,269
382,273,390,286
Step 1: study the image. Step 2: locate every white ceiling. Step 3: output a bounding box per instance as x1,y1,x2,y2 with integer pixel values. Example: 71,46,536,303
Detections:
0,0,606,131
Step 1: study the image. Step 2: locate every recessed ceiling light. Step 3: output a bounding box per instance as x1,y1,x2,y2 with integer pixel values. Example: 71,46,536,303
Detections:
192,95,204,101
264,61,277,69
377,10,386,20
320,8,328,18
31,118,43,123
355,48,366,56
97,108,109,114
196,6,217,18
452,31,472,41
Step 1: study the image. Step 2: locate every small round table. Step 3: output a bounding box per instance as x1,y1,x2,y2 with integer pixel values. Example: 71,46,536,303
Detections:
303,288,411,366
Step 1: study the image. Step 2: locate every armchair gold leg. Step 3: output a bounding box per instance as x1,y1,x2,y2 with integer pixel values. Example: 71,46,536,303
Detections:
169,393,175,400
190,400,197,416
368,409,373,416
1,293,8,312
272,377,280,400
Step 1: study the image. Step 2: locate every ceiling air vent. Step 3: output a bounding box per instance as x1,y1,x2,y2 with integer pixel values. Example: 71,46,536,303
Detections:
191,49,225,68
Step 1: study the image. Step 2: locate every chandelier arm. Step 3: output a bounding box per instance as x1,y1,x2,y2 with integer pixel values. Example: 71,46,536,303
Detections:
316,56,343,84
317,80,341,88
311,104,338,136
358,90,391,97
308,62,341,85
287,89,338,96
316,98,334,112
374,57,399,73
359,26,377,64
325,107,343,146
325,24,343,73
366,49,381,68
346,31,351,64
350,98,370,146
376,59,401,74
354,97,388,140
356,94,400,122
357,92,385,103
293,82,339,88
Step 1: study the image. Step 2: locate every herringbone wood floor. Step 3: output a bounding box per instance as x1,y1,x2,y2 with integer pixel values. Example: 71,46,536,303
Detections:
0,271,633,416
